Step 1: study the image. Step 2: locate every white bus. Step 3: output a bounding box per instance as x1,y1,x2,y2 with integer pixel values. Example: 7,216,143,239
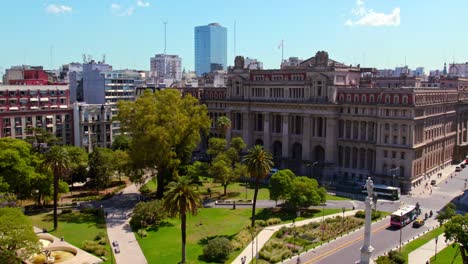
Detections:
362,184,400,200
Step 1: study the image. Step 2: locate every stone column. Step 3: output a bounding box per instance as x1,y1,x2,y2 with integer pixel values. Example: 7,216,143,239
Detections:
263,112,270,151
358,177,374,264
282,113,289,157
325,117,338,163
302,115,311,160
242,112,251,147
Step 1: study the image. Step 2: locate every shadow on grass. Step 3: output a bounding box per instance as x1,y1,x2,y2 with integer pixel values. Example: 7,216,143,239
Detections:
255,207,321,222
198,234,237,245
197,254,228,263
147,221,174,232
40,211,106,229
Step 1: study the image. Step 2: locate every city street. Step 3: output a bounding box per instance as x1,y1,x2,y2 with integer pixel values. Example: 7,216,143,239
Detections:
283,165,468,264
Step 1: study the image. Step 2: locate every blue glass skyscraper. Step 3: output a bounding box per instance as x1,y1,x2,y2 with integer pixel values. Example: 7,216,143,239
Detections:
194,23,227,76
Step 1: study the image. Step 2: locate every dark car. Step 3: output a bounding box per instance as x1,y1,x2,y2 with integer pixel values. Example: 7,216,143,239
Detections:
412,218,425,228
461,163,466,169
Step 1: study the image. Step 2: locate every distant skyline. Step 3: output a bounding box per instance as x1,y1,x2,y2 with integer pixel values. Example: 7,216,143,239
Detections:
1,0,467,72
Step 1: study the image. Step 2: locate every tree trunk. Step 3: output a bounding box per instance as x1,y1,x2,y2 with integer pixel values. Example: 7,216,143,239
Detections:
223,184,227,195
181,213,187,263
53,172,59,230
460,244,468,264
156,173,165,199
251,179,260,228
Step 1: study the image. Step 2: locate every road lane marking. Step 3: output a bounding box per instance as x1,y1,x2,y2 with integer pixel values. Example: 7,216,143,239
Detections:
304,223,389,264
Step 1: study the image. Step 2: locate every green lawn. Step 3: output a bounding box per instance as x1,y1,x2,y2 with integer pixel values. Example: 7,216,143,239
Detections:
203,181,270,200
136,207,341,264
399,226,445,262
431,243,463,264
326,193,351,201
28,210,113,264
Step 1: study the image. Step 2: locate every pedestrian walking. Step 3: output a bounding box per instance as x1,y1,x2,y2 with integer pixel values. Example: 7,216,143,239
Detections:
296,256,301,264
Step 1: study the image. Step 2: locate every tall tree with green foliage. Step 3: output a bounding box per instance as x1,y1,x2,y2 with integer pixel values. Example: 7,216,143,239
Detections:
207,137,227,158
243,145,273,227
0,138,39,199
116,89,210,198
215,116,231,138
269,169,295,206
209,154,235,195
113,150,129,183
443,213,468,264
25,127,58,153
43,145,71,230
163,176,202,263
0,208,40,263
63,145,88,186
437,202,457,225
289,176,326,209
88,147,115,192
112,134,131,151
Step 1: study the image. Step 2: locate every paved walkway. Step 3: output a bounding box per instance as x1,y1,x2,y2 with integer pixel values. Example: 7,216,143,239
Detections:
408,237,450,264
232,210,360,264
104,184,148,264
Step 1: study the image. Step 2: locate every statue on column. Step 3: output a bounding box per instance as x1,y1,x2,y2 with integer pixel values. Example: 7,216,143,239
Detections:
357,177,375,264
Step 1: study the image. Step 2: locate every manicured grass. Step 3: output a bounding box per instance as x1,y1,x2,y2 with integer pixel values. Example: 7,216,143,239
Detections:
142,179,157,192
28,210,113,264
326,193,351,201
399,226,444,262
136,207,341,264
431,243,463,264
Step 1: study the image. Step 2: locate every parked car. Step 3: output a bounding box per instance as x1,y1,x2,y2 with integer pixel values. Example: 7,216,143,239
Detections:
412,218,425,228
456,166,462,172
461,163,466,169
430,180,436,185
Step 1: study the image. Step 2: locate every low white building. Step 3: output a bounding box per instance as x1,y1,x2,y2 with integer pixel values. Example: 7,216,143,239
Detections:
73,102,113,152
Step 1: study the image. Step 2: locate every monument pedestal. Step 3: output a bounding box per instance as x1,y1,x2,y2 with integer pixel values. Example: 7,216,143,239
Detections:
355,245,374,264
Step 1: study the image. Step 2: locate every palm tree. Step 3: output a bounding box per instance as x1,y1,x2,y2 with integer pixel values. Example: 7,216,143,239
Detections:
43,146,71,230
216,116,231,138
163,176,202,263
242,145,273,228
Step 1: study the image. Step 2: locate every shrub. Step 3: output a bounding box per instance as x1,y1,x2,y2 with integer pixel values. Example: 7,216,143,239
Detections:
255,220,267,227
137,229,147,238
376,255,393,264
232,228,251,250
130,200,167,230
203,237,233,262
355,210,365,218
139,185,151,195
371,210,382,220
266,218,281,226
61,209,72,214
276,227,287,238
387,250,405,264
94,231,107,241
82,240,107,256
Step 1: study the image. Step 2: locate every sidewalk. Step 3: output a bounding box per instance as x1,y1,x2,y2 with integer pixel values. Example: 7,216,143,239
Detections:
104,184,148,264
232,210,359,264
408,237,450,264
410,163,458,197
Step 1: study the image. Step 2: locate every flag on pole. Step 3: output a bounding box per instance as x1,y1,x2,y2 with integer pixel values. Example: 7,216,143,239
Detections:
278,40,283,49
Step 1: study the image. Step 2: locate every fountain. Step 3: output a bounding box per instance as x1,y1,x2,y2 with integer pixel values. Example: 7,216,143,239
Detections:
29,247,77,264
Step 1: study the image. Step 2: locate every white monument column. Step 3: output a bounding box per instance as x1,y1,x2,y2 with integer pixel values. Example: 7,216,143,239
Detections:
358,177,375,264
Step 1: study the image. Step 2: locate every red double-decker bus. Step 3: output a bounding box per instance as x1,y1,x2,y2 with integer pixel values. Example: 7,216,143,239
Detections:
390,205,418,228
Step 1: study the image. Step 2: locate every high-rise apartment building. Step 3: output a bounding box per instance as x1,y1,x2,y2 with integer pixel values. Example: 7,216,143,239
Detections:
194,23,227,76
150,54,182,84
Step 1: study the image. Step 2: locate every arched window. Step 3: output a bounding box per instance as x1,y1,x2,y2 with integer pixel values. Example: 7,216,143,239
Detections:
362,95,367,103
354,95,359,103
370,95,375,103
394,95,399,104
385,95,390,104
402,96,408,104
339,94,344,102
347,94,352,103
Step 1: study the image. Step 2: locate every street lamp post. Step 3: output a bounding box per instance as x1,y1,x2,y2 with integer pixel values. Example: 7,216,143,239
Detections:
251,228,254,262
465,179,467,190
435,235,439,259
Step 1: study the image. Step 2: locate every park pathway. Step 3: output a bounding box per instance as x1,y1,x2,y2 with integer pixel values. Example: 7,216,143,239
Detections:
408,237,450,264
232,210,359,264
104,183,148,264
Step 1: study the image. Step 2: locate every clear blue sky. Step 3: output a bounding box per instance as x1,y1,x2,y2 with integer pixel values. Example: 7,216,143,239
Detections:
1,0,467,73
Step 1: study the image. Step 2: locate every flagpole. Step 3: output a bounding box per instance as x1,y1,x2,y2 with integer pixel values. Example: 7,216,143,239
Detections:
281,40,284,65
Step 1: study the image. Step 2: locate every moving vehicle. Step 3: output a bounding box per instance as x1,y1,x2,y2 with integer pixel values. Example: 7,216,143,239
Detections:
430,180,436,185
461,163,466,169
390,205,418,228
456,166,462,172
362,184,400,200
412,218,425,228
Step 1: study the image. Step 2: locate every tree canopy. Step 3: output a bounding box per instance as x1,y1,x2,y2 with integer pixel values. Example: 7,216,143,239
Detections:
116,89,210,198
88,147,115,192
0,207,39,262
443,213,468,263
269,169,295,204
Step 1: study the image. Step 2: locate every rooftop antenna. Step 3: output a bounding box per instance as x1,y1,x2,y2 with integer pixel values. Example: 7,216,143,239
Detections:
163,21,168,54
102,54,106,64
82,54,87,64
234,20,236,57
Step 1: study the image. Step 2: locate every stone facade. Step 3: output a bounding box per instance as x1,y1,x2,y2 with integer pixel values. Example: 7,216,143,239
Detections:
193,51,468,194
